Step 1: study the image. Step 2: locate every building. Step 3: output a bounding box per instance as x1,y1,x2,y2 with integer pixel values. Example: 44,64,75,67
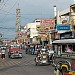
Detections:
26,22,40,44
52,4,75,56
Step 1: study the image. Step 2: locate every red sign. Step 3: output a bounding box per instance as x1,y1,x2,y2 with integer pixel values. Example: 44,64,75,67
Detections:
41,19,55,26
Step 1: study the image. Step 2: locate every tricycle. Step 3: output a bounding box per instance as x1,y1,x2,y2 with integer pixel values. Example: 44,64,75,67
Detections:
54,58,75,75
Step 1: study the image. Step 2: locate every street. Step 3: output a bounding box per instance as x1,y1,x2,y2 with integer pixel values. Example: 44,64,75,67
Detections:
0,50,55,75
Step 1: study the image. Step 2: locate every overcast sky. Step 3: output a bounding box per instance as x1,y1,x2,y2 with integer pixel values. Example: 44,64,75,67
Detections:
0,0,74,40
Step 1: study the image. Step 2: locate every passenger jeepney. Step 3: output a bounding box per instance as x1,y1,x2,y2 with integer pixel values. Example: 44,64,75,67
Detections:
52,39,75,75
8,44,22,58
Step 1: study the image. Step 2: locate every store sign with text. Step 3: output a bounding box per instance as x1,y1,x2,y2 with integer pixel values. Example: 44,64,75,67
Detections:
40,19,55,26
57,24,70,30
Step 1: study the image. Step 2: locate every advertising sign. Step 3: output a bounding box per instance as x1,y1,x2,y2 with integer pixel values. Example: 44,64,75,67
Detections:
57,24,70,30
40,19,55,26
60,16,69,24
60,32,73,39
36,25,54,33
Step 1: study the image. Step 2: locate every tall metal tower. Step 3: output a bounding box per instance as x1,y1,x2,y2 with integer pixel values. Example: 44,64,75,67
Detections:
16,4,21,33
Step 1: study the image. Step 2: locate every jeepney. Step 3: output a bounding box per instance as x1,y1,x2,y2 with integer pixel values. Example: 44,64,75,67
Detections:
52,39,75,75
8,44,22,58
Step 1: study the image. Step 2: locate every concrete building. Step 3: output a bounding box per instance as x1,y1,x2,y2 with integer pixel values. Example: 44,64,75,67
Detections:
55,4,75,34
26,22,40,43
52,4,75,56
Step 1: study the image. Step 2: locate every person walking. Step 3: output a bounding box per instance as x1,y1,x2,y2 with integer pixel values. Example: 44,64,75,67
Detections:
1,48,6,63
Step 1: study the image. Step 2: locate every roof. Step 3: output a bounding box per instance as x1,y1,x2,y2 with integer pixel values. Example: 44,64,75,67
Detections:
29,41,40,45
52,39,75,44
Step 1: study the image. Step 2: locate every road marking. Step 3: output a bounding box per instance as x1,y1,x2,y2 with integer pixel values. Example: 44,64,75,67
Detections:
0,60,22,67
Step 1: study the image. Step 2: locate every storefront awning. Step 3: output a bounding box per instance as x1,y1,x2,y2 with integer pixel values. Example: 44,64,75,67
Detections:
52,39,75,44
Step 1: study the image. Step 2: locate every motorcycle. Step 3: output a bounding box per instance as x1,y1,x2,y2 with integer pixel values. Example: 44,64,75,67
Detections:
34,49,49,66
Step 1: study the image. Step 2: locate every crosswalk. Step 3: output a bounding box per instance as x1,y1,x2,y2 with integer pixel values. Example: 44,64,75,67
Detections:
0,60,22,67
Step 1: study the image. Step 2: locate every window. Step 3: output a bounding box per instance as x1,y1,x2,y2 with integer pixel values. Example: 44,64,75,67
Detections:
73,26,75,30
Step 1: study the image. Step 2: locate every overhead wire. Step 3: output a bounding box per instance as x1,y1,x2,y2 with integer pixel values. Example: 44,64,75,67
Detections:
0,0,9,11
0,0,18,29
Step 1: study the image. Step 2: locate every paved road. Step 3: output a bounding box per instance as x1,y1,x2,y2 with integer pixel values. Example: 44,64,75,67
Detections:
0,50,55,75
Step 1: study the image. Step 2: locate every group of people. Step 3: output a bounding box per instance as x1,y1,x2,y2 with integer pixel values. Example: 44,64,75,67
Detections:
65,46,73,53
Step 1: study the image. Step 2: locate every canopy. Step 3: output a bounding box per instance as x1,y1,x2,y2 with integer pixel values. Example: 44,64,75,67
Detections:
52,39,75,44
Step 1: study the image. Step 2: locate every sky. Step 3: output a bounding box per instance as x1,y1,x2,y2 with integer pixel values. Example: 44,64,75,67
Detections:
0,0,74,40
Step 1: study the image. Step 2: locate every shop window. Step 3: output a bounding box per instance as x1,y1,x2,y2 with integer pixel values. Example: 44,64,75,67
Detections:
62,45,65,52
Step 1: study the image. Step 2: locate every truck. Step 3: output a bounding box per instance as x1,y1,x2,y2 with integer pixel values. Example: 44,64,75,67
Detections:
8,44,22,58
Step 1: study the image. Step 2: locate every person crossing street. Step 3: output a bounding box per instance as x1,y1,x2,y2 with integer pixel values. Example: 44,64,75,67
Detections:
1,48,6,63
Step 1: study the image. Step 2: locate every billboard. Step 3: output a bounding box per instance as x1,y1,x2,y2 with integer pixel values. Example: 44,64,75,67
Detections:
60,16,69,24
40,19,55,26
57,24,70,30
36,25,54,33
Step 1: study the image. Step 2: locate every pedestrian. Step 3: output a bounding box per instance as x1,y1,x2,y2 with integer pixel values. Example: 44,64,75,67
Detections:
1,48,5,63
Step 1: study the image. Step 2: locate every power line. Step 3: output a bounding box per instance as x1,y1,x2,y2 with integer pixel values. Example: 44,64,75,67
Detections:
0,0,18,25
0,27,15,29
0,0,9,10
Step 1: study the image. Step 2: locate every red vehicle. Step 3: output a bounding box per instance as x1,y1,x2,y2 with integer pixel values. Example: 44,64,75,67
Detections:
8,44,22,58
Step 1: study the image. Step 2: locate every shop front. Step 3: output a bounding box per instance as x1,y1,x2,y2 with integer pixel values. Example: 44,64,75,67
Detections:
52,39,75,56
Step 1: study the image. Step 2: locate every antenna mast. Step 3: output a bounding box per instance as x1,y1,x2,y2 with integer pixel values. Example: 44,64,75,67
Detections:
16,4,21,38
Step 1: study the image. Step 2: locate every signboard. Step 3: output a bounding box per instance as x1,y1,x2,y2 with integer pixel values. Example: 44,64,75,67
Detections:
36,25,54,33
60,16,69,24
40,19,55,26
60,32,73,39
57,25,70,30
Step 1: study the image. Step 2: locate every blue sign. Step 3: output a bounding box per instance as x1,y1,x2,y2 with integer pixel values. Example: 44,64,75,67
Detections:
57,25,70,30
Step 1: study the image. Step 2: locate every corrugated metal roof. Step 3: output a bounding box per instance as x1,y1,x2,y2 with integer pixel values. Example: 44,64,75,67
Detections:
52,39,75,44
